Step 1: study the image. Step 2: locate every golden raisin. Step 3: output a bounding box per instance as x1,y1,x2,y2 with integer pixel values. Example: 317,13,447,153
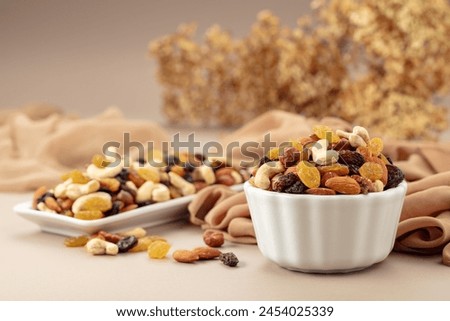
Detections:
366,157,388,185
289,139,303,152
64,235,90,247
92,154,110,168
267,147,281,160
356,146,372,161
312,125,340,143
296,161,320,189
128,235,167,253
147,240,171,259
80,197,112,212
74,210,104,220
60,170,90,184
137,167,160,183
368,137,384,156
358,162,384,182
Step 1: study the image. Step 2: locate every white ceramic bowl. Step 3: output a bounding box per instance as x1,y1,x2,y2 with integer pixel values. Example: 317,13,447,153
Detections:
244,180,407,273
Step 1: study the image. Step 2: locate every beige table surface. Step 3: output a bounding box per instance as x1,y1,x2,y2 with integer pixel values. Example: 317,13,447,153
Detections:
2,192,450,301
2,0,450,302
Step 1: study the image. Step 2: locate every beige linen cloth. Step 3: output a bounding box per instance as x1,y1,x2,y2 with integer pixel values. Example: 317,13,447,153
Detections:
188,110,450,266
3,106,450,265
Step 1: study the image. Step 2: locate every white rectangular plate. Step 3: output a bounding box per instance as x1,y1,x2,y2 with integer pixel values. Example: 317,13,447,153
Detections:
14,184,243,237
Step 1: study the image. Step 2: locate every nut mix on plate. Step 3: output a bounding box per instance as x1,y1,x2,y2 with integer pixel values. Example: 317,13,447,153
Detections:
32,152,247,220
250,125,404,195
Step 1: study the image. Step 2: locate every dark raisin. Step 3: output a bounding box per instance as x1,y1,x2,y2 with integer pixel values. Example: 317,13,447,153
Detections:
338,150,365,167
182,162,195,172
194,153,206,161
347,164,361,176
332,138,351,151
120,184,137,198
117,236,138,253
104,201,123,216
37,192,55,204
137,200,154,207
385,164,404,190
115,168,130,184
385,155,394,164
137,158,147,165
279,147,300,167
219,252,239,267
165,154,180,166
183,173,194,183
284,180,307,194
272,172,300,192
257,156,271,167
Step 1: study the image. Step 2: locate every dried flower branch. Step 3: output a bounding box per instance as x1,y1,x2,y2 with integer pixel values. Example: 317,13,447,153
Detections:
149,1,450,140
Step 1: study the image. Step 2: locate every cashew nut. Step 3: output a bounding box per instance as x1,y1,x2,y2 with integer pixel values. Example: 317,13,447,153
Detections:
71,192,112,215
168,172,196,196
336,129,351,139
311,139,339,165
54,178,72,198
349,134,367,148
152,183,171,202
86,161,123,180
352,126,370,143
337,126,369,147
135,181,155,203
196,165,216,185
66,179,100,200
86,238,118,255
254,161,285,190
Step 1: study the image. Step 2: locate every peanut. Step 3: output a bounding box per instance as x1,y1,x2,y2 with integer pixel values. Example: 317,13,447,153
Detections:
193,247,222,259
203,230,225,247
172,250,199,263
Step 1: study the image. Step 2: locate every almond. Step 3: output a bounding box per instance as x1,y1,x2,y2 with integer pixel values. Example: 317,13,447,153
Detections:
325,176,361,195
305,187,336,195
193,247,222,260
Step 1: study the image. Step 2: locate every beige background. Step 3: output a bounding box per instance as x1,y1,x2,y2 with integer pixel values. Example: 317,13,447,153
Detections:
1,1,450,301
0,0,309,122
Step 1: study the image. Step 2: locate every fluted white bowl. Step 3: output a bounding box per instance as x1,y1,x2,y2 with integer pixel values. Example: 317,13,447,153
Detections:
244,180,407,273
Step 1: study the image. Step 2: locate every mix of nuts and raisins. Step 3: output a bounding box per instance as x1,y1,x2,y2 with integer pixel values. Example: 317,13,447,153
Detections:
32,152,248,220
250,125,404,195
66,227,238,267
